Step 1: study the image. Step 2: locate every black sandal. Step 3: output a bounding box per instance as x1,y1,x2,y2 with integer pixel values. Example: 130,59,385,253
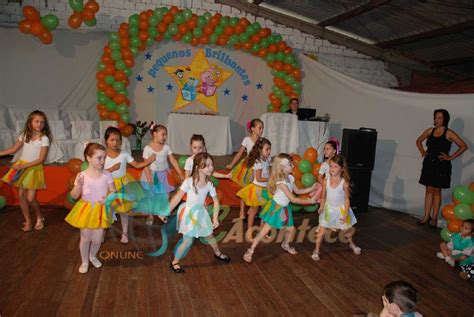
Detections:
214,253,231,263
170,262,185,273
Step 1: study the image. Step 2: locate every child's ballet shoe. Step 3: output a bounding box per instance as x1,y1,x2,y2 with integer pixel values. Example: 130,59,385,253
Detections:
78,263,89,274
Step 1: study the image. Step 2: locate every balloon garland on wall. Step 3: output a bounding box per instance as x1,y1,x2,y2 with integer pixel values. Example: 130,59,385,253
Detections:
440,182,474,242
95,6,303,137
18,6,59,45
68,0,100,29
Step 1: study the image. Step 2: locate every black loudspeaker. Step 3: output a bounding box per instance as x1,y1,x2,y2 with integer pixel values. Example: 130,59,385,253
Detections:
349,168,372,212
341,128,377,170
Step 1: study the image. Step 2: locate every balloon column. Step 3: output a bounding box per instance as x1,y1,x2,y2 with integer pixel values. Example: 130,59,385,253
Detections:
68,0,100,29
95,6,303,136
18,6,59,45
290,147,321,212
440,182,474,242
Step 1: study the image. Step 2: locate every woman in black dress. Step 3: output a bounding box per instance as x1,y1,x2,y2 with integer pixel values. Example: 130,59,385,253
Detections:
416,109,467,227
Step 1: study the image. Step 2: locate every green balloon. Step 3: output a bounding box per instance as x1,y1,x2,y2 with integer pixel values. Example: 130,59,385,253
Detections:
160,7,169,14
106,100,117,111
117,104,128,114
68,0,84,12
130,36,140,48
203,12,212,22
251,22,261,31
163,31,172,40
274,34,283,42
210,176,219,187
238,32,249,43
268,34,278,44
130,47,139,57
121,113,130,124
111,50,122,61
265,53,276,63
146,37,154,47
453,185,473,204
219,16,229,27
280,104,290,113
84,18,96,27
109,40,120,50
260,38,269,48
113,81,125,91
108,32,120,42
454,204,473,220
277,71,286,79
183,9,192,21
168,23,178,35
228,34,239,45
302,173,316,188
274,89,284,98
303,204,318,212
97,91,105,97
149,15,159,26
298,160,312,173
251,43,260,53
98,95,109,104
115,61,126,71
80,162,88,171
284,54,296,64
193,27,203,38
128,25,139,36
97,63,106,71
209,33,218,44
118,89,128,97
276,51,285,61
271,69,277,76
290,203,302,212
215,25,224,35
129,14,139,26
271,85,280,93
285,74,296,84
0,196,6,209
198,16,207,28
291,81,301,89
124,68,132,77
245,25,256,36
178,156,188,169
230,17,239,26
267,103,273,111
153,9,164,21
281,96,290,105
440,228,452,242
41,14,59,31
183,32,192,43
174,13,184,24
105,75,115,85
149,27,159,38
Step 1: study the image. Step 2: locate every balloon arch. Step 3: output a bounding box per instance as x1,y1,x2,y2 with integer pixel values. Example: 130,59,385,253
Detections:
95,6,302,137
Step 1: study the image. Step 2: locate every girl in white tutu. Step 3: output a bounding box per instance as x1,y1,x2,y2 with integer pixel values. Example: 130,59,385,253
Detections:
312,154,361,261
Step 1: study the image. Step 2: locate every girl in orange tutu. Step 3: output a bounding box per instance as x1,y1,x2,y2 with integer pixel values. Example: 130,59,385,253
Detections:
0,110,51,232
103,127,155,244
226,118,264,219
65,143,116,274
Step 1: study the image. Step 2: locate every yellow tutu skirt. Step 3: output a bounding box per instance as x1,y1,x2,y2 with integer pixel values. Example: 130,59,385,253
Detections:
236,183,269,207
1,160,45,189
65,199,112,229
230,159,253,187
112,173,142,213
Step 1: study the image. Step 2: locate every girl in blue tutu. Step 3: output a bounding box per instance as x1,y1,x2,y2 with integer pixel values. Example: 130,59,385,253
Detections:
312,154,361,261
243,153,317,263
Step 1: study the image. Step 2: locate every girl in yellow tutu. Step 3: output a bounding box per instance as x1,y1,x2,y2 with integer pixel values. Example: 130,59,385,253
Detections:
226,118,264,219
103,127,155,244
236,137,271,237
0,110,51,232
65,143,116,274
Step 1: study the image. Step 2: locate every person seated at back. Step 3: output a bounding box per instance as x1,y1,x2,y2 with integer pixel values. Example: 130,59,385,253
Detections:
437,219,473,267
286,98,300,115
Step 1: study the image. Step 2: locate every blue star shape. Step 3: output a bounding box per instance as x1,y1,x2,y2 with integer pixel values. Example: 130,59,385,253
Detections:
224,88,230,96
241,94,248,102
147,86,155,93
166,83,173,91
136,74,143,82
256,82,263,89
145,52,152,60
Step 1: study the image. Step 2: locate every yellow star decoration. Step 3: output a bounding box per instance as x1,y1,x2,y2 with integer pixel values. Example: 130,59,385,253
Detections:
164,49,233,112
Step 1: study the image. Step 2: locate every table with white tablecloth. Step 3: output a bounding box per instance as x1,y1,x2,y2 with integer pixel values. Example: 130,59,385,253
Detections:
167,113,233,155
261,113,330,158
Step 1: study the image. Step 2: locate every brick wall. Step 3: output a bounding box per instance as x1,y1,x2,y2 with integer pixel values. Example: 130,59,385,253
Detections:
0,0,399,87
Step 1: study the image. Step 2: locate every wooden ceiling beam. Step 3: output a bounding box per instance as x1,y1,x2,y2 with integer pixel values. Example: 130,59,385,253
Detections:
318,0,391,27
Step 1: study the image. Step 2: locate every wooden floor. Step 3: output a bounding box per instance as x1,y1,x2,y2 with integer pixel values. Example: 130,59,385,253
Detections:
0,205,473,316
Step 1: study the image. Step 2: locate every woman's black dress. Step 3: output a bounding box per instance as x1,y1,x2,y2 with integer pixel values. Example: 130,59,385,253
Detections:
419,127,452,188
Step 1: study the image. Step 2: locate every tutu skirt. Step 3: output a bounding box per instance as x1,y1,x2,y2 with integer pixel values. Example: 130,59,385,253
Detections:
230,159,253,187
177,202,213,238
236,184,269,207
260,199,294,229
65,199,112,229
2,160,45,189
140,169,175,193
318,203,357,230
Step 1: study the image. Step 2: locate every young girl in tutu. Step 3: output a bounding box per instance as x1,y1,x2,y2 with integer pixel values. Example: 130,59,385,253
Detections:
236,138,271,235
0,110,51,231
168,152,230,273
243,153,317,263
312,154,361,261
318,137,339,184
65,143,116,273
226,118,264,219
104,127,155,243
141,124,183,225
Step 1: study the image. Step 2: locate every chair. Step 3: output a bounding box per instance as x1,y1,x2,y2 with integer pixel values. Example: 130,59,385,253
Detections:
67,110,89,122
71,121,94,139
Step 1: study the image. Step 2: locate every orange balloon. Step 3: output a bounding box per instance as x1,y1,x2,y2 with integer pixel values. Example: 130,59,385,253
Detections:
39,30,53,45
139,20,149,31
23,6,40,21
283,63,293,74
312,163,321,177
224,25,234,36
96,104,107,112
157,22,167,33
293,167,302,180
169,6,179,15
118,28,129,38
30,21,45,36
179,24,189,35
114,70,127,81
105,86,117,98
110,112,121,121
124,58,134,68
442,204,456,221
67,158,83,173
268,44,278,53
448,219,462,233
163,13,174,25
139,11,148,21
173,33,183,41
470,182,474,191
99,110,110,119
96,70,106,81
295,179,304,190
117,120,127,129
18,20,32,34
122,125,134,137
120,38,130,48
68,13,83,29
291,154,302,166
273,61,284,71
303,147,318,164
85,1,100,13
452,194,461,205
191,37,199,46
82,9,95,20
199,35,209,45
97,80,107,91
258,48,268,58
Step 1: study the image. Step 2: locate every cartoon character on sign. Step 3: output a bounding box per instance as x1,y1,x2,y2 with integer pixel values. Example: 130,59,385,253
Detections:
199,69,217,97
174,67,191,86
181,77,199,101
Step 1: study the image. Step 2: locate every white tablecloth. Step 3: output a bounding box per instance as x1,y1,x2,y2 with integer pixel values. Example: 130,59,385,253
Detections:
167,113,233,155
261,113,330,157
